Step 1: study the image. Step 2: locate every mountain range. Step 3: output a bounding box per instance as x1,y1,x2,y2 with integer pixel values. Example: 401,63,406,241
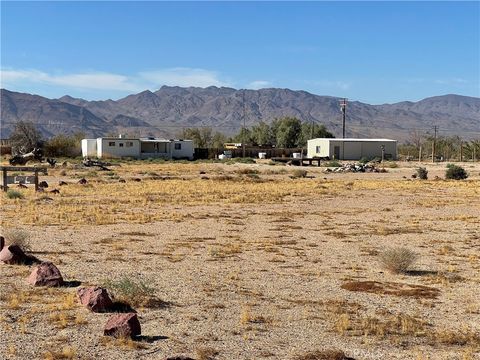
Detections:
1,87,479,142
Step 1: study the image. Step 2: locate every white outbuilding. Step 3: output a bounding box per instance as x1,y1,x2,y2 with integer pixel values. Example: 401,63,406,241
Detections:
81,135,194,160
307,138,397,160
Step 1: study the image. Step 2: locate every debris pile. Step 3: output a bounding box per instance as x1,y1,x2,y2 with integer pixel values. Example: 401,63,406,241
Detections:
325,163,386,173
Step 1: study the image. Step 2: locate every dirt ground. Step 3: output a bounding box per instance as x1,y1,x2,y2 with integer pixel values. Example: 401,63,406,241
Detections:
0,160,479,360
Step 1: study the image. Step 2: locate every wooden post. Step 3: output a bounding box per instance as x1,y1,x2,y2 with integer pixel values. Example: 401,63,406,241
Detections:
418,145,422,162
34,170,39,192
2,168,7,192
460,141,463,162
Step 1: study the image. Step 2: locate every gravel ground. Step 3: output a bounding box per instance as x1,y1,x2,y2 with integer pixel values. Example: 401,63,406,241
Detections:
0,161,479,360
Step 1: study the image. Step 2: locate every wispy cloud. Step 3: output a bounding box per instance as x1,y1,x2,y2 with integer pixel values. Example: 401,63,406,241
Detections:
308,80,351,91
434,78,468,85
1,68,143,92
405,77,469,85
247,80,272,89
0,67,232,96
139,67,230,88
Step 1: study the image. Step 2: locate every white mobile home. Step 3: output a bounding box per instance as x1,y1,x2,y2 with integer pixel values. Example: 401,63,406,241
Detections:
81,136,194,160
307,138,397,160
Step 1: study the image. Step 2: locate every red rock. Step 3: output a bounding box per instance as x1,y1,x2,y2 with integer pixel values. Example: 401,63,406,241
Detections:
104,313,141,338
77,286,113,312
0,245,28,264
27,262,64,287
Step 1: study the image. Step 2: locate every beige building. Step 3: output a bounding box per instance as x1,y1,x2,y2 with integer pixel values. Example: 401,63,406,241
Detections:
81,136,194,160
307,138,397,160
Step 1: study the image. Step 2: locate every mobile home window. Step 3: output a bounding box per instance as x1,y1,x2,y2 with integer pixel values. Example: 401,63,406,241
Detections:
119,143,124,147
108,142,115,147
316,146,321,153
174,143,182,150
126,142,133,147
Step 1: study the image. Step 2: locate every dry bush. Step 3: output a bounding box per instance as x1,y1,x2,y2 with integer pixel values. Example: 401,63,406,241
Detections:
196,347,219,360
341,281,440,299
104,276,158,308
293,349,352,360
291,169,308,178
3,228,31,251
380,247,418,274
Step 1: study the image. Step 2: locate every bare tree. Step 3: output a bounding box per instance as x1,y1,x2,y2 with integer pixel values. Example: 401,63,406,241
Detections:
9,121,42,154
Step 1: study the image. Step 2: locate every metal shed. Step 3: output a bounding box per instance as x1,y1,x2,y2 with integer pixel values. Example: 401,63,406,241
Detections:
307,138,397,160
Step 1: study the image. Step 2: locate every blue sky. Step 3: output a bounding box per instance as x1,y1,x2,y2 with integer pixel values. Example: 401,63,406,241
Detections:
1,1,479,104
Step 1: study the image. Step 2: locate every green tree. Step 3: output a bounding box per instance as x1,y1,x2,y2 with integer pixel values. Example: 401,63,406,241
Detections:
180,127,227,148
273,117,302,148
250,121,274,146
233,128,253,144
298,122,334,147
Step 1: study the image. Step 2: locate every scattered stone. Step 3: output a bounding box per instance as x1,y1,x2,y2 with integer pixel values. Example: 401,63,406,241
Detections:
59,181,68,186
118,179,126,183
104,313,141,338
0,236,4,251
199,171,206,174
17,183,28,189
36,187,44,192
77,286,113,312
62,161,68,167
163,356,195,360
411,174,417,179
27,262,64,287
132,178,142,182
78,178,88,185
0,245,28,264
38,181,49,188
50,189,60,194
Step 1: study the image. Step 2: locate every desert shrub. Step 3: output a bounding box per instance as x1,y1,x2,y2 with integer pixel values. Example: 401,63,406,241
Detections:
225,157,256,164
445,164,468,180
416,167,428,180
43,133,82,157
6,189,24,199
324,160,341,168
235,168,259,175
291,169,308,178
104,276,156,307
380,247,418,274
4,228,31,251
382,161,398,168
293,349,349,360
358,157,370,164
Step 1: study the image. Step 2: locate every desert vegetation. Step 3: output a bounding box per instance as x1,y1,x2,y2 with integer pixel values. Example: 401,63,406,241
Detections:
1,159,479,359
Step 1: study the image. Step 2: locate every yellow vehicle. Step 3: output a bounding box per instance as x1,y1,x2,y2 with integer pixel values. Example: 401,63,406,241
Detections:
223,143,242,149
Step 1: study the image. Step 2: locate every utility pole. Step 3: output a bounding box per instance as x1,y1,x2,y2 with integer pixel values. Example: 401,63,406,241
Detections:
340,98,347,138
460,141,463,162
431,125,437,163
242,90,246,158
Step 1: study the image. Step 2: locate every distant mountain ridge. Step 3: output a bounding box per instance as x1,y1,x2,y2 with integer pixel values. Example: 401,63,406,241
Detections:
1,87,479,142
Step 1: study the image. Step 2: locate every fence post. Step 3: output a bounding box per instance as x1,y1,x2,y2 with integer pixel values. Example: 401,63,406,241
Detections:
2,168,7,192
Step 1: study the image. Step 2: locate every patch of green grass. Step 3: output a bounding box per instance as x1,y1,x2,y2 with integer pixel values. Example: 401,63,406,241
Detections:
6,189,24,199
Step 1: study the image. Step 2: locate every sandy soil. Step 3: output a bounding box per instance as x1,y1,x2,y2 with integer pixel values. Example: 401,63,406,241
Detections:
0,160,479,360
